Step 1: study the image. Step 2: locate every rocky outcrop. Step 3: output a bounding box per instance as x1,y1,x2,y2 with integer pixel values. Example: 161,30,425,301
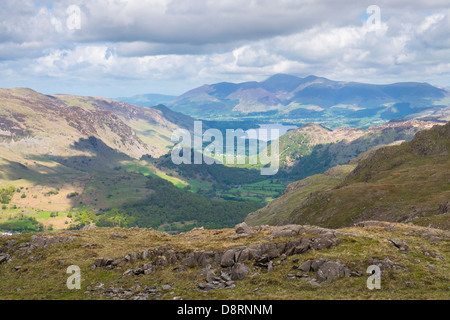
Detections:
0,253,11,265
197,267,236,291
315,261,351,283
270,225,344,238
296,258,358,285
0,235,74,257
388,239,409,253
367,258,409,273
92,227,342,293
235,222,254,235
28,235,74,253
354,221,397,231
438,201,449,214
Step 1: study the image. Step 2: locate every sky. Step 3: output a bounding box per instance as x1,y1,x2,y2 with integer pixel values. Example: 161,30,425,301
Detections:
1,0,450,98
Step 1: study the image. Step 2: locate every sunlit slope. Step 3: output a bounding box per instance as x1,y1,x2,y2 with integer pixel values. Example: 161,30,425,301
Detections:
247,122,450,229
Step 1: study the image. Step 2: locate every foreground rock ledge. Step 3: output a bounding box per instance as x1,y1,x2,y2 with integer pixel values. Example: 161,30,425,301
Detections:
91,224,347,288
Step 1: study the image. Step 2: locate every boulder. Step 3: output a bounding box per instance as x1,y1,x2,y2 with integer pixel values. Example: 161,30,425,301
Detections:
0,254,10,265
298,260,312,272
316,261,351,283
110,233,128,240
285,238,311,256
129,252,138,263
81,224,97,231
173,265,187,272
197,251,216,267
28,236,74,253
298,258,327,272
235,222,254,235
231,263,250,281
439,201,449,214
0,240,16,253
271,225,302,238
221,249,237,267
310,236,336,250
94,258,107,268
181,252,197,267
311,258,328,272
388,239,409,253
205,268,216,283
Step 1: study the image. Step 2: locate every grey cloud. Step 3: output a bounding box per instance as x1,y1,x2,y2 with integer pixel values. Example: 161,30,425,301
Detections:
0,0,449,96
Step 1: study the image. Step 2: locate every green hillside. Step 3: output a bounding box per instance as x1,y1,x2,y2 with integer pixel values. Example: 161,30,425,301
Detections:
246,122,450,229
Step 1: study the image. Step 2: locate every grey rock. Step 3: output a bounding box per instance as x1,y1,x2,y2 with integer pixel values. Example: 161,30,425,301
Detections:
0,254,11,264
129,252,138,263
310,236,335,250
206,269,216,283
94,258,106,268
197,251,216,267
231,263,250,280
298,260,312,272
81,224,97,231
316,261,351,284
221,249,237,267
439,201,449,214
181,252,197,267
28,235,73,253
267,261,273,273
388,239,409,253
271,225,302,238
311,258,328,272
1,240,16,253
110,233,128,240
235,222,254,234
220,271,232,282
173,265,187,272
154,256,168,267
298,258,327,272
368,258,394,270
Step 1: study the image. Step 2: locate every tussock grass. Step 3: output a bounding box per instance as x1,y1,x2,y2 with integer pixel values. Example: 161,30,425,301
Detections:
0,223,448,300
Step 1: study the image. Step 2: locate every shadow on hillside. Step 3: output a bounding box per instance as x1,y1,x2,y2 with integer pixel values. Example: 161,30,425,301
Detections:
0,136,145,209
276,128,419,181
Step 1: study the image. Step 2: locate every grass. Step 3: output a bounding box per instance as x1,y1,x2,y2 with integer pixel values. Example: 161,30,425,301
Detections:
122,161,188,189
248,122,450,229
246,165,354,226
0,222,448,300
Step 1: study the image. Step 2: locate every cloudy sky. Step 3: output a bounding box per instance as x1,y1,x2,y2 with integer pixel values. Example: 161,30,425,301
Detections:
1,0,450,97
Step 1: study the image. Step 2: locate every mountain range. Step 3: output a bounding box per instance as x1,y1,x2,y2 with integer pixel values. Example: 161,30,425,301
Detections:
0,85,449,233
1,84,450,302
166,74,449,128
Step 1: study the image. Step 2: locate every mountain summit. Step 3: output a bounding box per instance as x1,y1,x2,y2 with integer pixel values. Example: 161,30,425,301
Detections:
168,74,448,127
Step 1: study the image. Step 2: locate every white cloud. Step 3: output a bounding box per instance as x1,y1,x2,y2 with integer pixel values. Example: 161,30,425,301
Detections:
0,0,449,96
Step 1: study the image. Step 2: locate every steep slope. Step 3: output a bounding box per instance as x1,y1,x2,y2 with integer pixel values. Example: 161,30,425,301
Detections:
264,119,442,180
245,165,355,226
0,88,184,159
151,104,197,132
246,121,450,229
0,88,187,214
168,74,447,126
53,94,180,157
